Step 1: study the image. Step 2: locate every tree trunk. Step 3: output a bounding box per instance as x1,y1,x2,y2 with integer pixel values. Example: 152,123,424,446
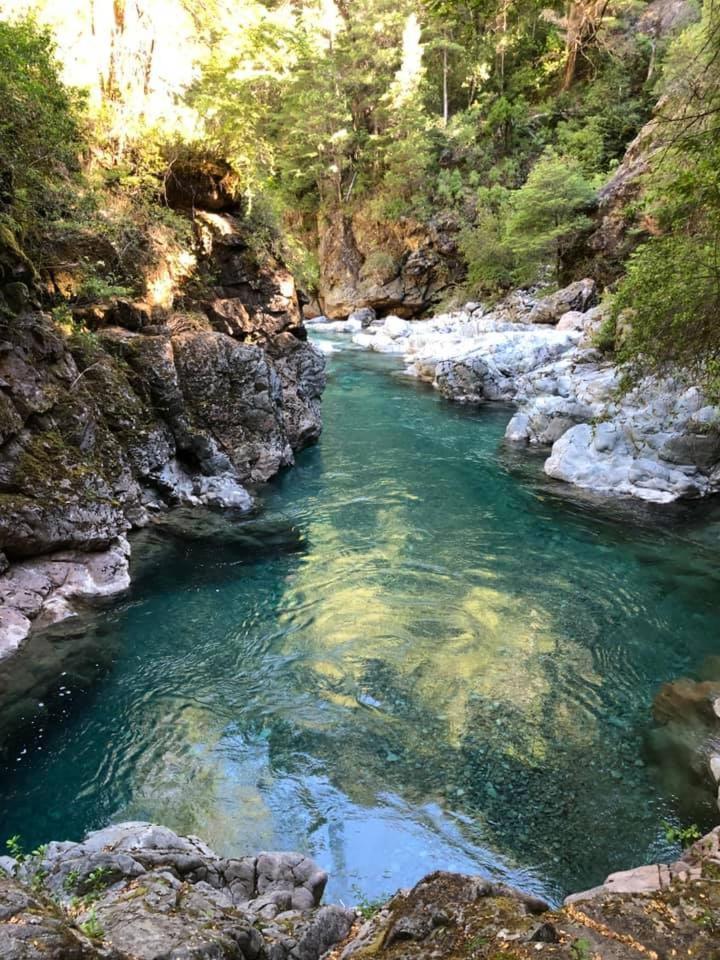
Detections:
561,0,610,91
561,1,580,91
442,44,449,127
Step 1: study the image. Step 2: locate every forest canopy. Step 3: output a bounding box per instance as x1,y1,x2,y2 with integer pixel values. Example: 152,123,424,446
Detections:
0,0,718,383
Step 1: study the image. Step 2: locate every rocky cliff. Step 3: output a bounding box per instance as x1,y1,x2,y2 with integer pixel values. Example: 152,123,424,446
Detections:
317,210,464,320
0,197,326,655
1,821,719,959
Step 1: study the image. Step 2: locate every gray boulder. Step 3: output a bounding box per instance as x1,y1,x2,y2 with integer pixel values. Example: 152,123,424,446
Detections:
529,279,597,325
435,356,506,404
347,307,376,328
9,822,354,960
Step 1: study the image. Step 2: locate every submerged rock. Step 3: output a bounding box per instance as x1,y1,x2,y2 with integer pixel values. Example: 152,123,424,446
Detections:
646,673,720,816
0,538,131,657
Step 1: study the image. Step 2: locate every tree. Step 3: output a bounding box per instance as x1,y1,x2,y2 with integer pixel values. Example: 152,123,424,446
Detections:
505,150,595,284
0,16,83,236
551,0,611,91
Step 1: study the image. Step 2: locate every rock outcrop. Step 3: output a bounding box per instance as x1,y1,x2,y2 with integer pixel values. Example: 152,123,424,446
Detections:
339,827,720,959
318,279,720,503
0,822,354,960
2,822,719,960
0,212,326,651
317,210,463,319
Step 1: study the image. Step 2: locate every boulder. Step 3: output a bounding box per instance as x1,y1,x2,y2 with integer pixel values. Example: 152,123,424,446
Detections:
529,279,597,325
435,355,503,404
645,676,720,814
348,306,376,328
0,538,131,656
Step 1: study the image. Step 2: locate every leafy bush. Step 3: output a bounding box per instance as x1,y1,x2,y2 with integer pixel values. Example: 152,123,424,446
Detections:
505,150,596,285
79,909,104,940
459,187,515,295
0,17,84,235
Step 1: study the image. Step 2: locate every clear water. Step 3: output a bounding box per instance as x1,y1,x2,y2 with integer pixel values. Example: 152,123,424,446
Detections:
1,336,720,905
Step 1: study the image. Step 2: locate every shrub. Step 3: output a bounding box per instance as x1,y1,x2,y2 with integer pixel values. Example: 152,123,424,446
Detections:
0,17,84,235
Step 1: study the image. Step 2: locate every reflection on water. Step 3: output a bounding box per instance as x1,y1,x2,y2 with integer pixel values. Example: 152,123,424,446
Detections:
1,339,720,904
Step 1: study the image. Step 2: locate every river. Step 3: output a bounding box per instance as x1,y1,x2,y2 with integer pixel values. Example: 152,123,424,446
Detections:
1,335,719,904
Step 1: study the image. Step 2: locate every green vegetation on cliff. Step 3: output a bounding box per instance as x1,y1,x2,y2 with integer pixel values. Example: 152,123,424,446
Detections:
612,0,720,389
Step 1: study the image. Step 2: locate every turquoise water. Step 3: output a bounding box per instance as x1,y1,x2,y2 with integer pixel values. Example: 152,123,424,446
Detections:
1,336,720,904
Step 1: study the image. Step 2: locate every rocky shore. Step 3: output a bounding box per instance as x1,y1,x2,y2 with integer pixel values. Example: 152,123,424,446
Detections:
313,279,720,505
0,820,719,959
0,212,326,656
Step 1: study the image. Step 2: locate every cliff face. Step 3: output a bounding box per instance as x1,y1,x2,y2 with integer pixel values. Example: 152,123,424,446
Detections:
0,199,326,652
317,209,464,320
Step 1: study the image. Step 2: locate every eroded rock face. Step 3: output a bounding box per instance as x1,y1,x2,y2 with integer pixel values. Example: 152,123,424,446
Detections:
318,210,463,319
0,231,325,648
0,822,354,960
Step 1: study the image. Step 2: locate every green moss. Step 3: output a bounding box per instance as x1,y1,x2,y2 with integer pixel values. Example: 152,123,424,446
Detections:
0,223,37,281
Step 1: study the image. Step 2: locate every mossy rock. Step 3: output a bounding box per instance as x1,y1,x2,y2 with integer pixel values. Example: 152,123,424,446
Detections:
0,224,36,284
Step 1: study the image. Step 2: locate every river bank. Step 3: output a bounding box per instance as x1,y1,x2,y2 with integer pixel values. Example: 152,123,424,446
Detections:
2,344,719,909
1,819,719,959
312,280,720,505
0,214,326,659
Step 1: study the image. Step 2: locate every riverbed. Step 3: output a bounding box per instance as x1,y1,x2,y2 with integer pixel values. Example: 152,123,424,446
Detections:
1,336,719,904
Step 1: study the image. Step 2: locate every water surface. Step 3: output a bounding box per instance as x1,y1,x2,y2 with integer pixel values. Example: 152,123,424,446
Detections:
1,337,720,904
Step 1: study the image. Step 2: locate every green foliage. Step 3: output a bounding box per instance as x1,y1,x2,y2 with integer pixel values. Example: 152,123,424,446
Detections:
612,0,720,391
83,866,114,897
556,118,607,177
63,869,81,893
594,310,617,354
5,835,25,861
0,17,84,235
30,867,48,893
0,0,686,310
79,909,104,940
570,939,592,960
459,186,514,295
76,274,134,305
505,150,596,284
662,820,702,849
351,884,387,920
459,151,596,293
